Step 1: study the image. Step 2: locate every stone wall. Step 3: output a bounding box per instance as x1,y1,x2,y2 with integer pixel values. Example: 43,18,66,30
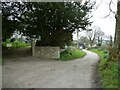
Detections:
33,46,60,59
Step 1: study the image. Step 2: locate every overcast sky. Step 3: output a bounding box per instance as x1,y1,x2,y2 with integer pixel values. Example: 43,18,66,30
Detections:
73,0,117,40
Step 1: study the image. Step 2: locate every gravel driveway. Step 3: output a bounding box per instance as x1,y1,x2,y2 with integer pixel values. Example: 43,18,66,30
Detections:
2,50,101,88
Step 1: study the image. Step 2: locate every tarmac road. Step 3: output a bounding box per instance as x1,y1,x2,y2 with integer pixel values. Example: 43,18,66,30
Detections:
2,50,101,88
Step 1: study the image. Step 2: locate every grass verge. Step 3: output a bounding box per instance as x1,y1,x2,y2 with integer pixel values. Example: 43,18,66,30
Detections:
59,47,86,61
90,48,118,88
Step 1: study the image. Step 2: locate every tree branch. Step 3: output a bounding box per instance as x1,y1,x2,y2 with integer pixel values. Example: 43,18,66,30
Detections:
104,0,116,18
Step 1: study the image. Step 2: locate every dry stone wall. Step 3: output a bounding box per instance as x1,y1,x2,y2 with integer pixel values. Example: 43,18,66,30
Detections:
33,46,60,59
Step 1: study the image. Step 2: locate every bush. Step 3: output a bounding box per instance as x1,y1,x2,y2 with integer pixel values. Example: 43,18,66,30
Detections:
97,43,101,47
59,46,86,61
2,39,30,48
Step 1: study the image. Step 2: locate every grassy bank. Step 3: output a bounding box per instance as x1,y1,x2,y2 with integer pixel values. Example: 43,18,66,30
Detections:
90,49,118,88
59,47,86,61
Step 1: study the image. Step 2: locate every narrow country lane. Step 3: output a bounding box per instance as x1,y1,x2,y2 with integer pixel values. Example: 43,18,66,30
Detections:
3,50,100,88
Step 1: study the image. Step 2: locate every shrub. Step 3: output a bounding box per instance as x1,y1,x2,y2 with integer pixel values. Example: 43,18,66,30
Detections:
2,39,30,48
59,46,86,61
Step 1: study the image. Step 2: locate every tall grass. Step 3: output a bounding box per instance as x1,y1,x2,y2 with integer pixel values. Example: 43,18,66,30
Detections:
90,49,118,88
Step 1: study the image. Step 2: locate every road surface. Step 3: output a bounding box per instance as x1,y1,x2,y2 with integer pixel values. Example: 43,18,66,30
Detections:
2,50,101,88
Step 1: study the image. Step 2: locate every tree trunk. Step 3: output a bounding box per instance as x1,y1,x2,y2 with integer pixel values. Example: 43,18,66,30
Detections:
100,37,103,45
115,1,120,87
115,1,120,51
98,36,100,44
89,37,92,47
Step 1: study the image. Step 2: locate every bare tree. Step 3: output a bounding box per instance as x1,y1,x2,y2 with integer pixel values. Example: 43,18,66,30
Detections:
115,0,120,55
102,0,120,64
115,1,120,87
104,0,116,18
79,36,89,47
85,26,104,47
96,29,105,45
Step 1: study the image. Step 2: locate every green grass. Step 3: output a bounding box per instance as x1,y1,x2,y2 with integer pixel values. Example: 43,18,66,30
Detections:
90,48,118,88
59,47,86,61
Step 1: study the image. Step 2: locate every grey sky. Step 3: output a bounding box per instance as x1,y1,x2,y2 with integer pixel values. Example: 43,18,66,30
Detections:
90,0,117,36
73,0,117,40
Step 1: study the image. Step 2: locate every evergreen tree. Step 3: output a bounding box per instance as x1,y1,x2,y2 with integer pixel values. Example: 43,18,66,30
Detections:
2,2,93,47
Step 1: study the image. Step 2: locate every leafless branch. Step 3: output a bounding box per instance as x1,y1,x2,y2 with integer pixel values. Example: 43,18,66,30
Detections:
104,11,111,18
94,0,103,10
104,0,116,18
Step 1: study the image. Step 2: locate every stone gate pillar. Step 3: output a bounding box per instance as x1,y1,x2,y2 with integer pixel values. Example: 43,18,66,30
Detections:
31,39,36,56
